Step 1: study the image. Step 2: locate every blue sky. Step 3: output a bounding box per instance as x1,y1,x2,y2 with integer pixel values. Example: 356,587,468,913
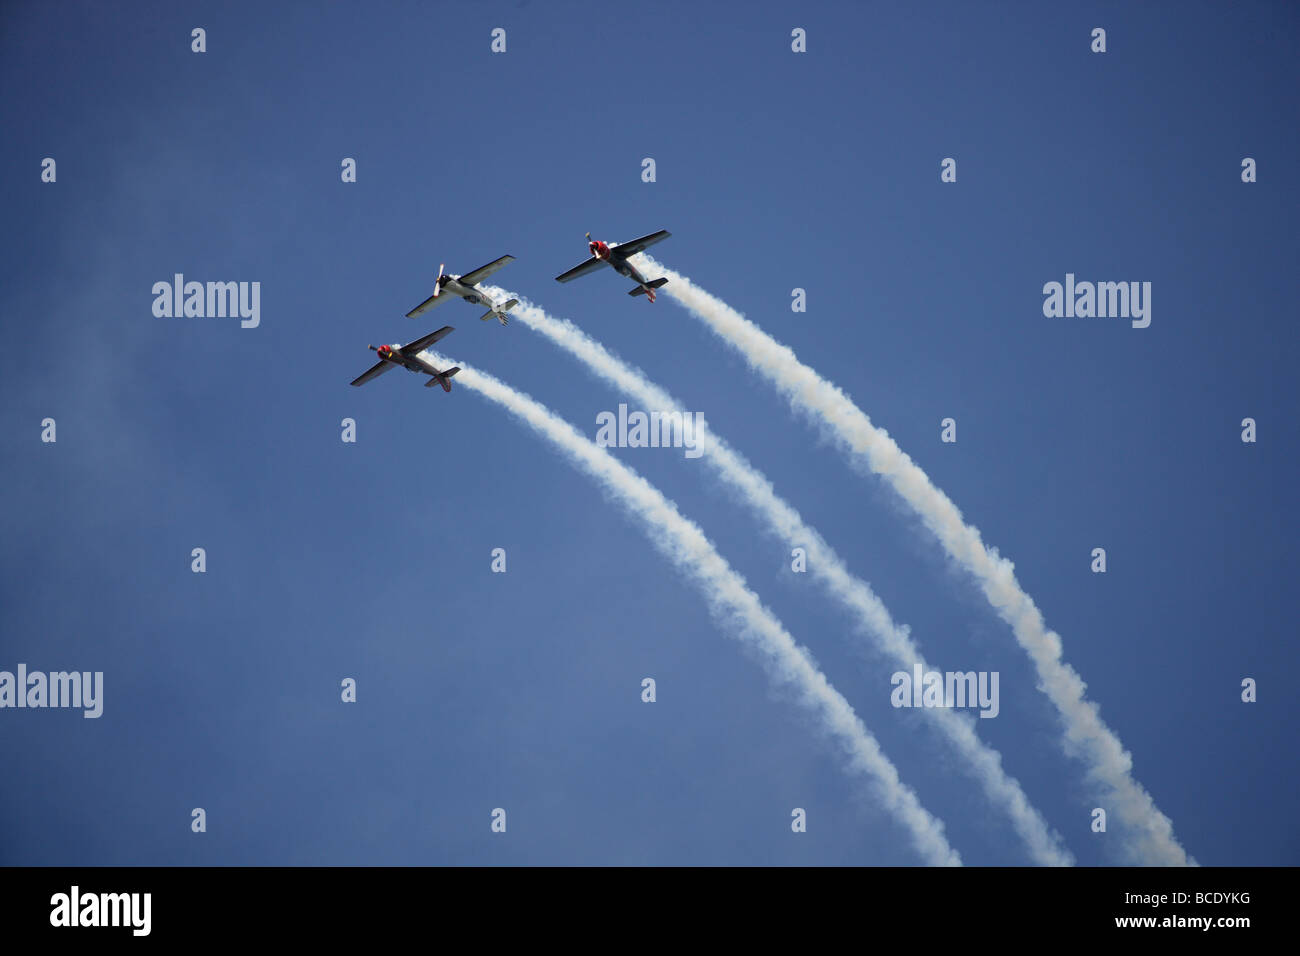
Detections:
1,0,1296,865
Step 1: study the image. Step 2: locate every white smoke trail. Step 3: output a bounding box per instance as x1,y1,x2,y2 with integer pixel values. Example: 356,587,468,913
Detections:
421,348,961,866
634,256,1193,866
480,286,1072,866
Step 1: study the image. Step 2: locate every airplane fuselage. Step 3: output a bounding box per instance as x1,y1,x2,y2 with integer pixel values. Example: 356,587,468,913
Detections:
593,243,650,287
440,275,509,317
613,257,650,287
376,345,437,376
443,276,481,303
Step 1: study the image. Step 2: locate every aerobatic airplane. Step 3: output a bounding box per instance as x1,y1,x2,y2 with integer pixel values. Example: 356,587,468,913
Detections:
554,230,671,302
406,255,519,325
350,325,461,391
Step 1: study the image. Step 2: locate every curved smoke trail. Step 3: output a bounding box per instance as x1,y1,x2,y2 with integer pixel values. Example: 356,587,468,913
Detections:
634,255,1193,866
422,348,962,866
480,285,1072,866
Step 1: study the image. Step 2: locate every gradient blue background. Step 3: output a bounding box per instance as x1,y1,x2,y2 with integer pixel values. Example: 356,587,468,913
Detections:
2,0,1296,865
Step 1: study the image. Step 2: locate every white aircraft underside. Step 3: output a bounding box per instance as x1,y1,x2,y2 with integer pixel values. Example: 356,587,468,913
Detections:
406,255,518,325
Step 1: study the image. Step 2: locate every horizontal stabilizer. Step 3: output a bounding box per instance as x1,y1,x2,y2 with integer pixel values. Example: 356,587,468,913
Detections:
630,277,666,300
479,299,518,325
424,367,460,391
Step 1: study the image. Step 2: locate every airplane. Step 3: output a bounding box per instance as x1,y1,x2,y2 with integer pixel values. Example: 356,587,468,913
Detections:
554,230,671,302
407,255,519,325
349,325,461,391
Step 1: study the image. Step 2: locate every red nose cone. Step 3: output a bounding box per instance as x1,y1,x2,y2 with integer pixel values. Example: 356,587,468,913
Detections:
378,345,390,357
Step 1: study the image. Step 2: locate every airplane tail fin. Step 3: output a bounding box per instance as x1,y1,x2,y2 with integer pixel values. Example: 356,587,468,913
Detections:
629,278,668,302
425,367,460,391
480,299,517,325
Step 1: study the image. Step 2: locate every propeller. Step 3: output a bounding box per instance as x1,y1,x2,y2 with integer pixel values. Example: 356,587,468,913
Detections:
433,262,445,296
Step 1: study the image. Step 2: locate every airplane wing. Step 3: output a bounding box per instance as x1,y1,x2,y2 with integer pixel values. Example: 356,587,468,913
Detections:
613,230,671,257
458,255,515,287
406,289,453,319
554,257,607,283
350,360,396,387
401,325,455,356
